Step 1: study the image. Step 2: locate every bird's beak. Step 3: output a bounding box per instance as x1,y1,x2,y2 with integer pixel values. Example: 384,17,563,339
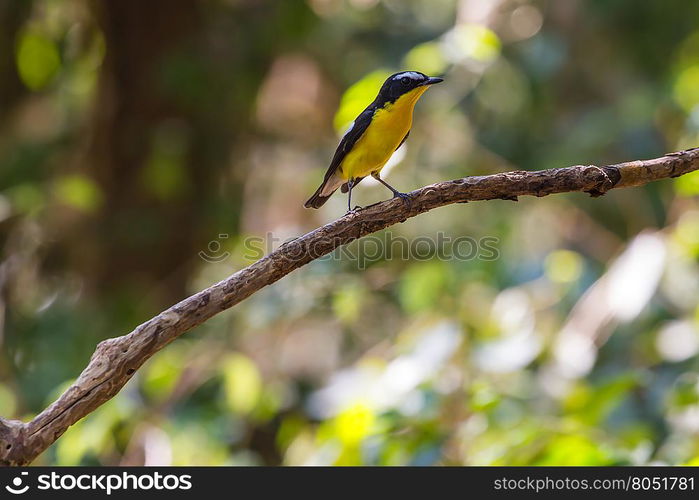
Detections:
420,77,444,86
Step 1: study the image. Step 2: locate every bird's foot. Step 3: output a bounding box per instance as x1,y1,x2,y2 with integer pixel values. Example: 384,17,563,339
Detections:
346,205,363,214
392,191,411,207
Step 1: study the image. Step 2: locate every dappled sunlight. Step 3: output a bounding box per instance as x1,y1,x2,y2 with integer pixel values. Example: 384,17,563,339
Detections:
308,321,461,420
552,232,667,379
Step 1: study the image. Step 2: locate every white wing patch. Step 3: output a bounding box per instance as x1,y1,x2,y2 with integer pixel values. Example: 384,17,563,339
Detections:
340,120,354,138
393,71,423,81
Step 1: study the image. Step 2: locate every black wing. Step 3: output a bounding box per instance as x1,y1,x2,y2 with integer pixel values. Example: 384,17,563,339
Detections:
318,107,375,185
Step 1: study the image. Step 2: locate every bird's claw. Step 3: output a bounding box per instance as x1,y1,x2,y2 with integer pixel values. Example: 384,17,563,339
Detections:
346,205,363,214
393,191,411,207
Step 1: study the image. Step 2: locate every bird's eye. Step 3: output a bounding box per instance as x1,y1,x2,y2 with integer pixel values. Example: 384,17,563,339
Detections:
401,77,410,85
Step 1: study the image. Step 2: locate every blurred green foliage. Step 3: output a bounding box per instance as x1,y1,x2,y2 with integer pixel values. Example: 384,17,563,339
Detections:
1,0,699,466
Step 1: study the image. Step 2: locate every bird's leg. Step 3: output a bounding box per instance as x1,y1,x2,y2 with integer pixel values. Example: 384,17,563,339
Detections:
346,178,358,213
371,172,410,204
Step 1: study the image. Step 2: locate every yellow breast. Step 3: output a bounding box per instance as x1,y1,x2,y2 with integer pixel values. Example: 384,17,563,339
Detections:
339,86,429,180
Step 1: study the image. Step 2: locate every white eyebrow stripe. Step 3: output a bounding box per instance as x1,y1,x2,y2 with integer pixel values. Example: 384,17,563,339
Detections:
393,71,423,81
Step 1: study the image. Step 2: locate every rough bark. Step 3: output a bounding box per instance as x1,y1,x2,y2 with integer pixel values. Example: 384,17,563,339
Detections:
1,148,698,466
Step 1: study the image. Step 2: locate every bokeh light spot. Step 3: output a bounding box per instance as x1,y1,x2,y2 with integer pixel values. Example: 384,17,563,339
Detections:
334,69,392,133
222,353,263,415
674,65,699,111
54,174,103,213
403,42,449,76
544,250,583,284
675,170,699,196
509,5,543,41
15,31,61,90
0,384,17,417
656,321,699,362
442,23,501,64
334,402,375,445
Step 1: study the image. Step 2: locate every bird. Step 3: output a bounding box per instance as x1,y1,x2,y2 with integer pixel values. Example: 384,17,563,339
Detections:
304,71,443,211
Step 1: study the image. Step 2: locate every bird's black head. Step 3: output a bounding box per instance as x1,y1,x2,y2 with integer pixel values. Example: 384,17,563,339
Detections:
376,71,444,104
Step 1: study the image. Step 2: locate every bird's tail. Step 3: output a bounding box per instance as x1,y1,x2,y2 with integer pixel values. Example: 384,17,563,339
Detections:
304,186,336,209
304,173,343,209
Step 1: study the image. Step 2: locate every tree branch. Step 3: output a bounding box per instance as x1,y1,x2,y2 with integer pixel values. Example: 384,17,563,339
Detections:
2,148,698,466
